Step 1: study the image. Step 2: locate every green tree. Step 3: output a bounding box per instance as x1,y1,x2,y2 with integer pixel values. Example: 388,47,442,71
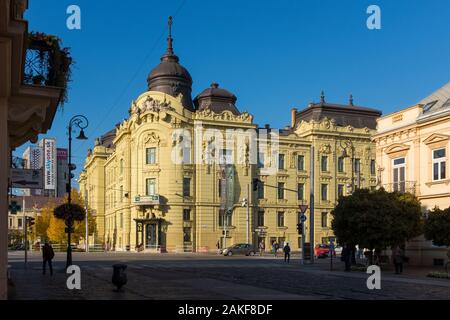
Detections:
331,188,422,262
424,206,450,247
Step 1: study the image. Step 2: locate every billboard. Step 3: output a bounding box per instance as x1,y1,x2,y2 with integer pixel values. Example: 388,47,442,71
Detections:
40,138,57,190
57,148,68,160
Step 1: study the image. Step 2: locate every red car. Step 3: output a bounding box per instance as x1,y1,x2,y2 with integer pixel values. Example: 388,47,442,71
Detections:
314,244,331,258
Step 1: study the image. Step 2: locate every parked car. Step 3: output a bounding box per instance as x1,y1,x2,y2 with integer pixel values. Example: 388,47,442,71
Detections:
314,244,331,258
223,243,256,256
333,245,343,256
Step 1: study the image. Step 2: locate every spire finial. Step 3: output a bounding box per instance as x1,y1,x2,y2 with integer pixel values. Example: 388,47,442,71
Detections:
320,90,325,103
167,16,174,55
349,94,354,106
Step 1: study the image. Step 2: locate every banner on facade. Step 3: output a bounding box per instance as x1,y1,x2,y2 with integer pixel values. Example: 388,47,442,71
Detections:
40,138,56,190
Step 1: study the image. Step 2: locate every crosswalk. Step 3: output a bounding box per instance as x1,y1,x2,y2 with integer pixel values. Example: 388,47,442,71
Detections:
76,260,296,272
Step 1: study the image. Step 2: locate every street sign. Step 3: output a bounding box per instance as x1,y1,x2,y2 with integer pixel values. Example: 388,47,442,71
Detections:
299,204,308,213
300,215,307,222
10,168,43,189
9,201,21,214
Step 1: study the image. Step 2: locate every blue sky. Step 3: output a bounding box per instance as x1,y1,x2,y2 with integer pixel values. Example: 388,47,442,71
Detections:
16,0,450,183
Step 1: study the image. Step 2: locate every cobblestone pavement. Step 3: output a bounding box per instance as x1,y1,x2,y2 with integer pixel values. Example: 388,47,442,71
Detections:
7,252,450,300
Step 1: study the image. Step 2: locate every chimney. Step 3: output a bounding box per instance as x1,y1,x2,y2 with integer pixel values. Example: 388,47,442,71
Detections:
291,108,297,128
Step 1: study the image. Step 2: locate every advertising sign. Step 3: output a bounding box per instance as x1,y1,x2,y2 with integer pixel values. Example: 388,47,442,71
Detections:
57,148,68,160
10,168,43,189
41,139,56,190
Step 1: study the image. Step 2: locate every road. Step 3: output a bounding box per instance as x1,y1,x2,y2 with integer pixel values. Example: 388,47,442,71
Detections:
7,251,450,300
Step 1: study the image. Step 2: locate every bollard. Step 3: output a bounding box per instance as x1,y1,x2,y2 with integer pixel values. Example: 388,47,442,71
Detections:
112,264,127,291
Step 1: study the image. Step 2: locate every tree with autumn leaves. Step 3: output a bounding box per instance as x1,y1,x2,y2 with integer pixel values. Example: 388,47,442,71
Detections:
35,189,96,245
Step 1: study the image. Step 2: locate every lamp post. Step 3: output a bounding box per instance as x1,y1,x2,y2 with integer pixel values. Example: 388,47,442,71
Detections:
66,115,88,268
340,139,355,194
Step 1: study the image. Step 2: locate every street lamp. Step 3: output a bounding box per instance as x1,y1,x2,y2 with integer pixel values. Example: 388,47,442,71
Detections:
66,115,88,268
340,139,355,194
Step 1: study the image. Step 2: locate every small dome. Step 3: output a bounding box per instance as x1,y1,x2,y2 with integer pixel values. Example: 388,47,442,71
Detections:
194,83,240,115
146,17,194,110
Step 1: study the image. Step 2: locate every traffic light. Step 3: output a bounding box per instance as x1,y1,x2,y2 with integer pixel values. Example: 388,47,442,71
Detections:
69,163,77,179
26,216,35,228
252,178,261,191
296,223,303,235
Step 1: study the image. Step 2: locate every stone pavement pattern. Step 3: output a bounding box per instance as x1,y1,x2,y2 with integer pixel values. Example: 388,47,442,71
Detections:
7,252,450,300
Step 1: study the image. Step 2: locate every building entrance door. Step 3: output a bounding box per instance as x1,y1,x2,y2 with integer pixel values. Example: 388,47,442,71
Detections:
146,223,157,249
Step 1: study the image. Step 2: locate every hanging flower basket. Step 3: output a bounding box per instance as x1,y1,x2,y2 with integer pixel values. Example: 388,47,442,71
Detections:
54,203,85,221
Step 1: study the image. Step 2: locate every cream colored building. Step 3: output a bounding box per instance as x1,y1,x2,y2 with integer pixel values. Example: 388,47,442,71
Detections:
373,82,450,265
79,20,381,253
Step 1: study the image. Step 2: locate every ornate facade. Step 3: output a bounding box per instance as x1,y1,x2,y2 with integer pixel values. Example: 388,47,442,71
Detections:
79,18,381,253
373,82,450,265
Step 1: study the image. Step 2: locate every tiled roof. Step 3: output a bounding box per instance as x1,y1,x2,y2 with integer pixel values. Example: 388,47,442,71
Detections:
418,82,450,119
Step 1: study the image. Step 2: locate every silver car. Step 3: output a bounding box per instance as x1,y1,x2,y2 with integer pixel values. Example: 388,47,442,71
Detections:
223,243,256,256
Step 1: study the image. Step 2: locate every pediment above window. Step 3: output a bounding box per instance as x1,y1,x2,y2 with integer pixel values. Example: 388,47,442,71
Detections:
385,143,410,155
423,133,450,146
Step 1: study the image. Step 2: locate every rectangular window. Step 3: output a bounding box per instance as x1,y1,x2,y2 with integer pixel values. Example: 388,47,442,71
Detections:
338,184,344,197
219,212,232,227
146,147,156,164
321,212,328,228
393,157,406,192
370,160,376,175
257,152,265,168
297,155,305,171
279,154,285,170
146,178,156,195
9,218,12,228
321,184,328,201
183,177,191,197
353,158,361,173
258,181,265,199
277,212,285,227
18,218,22,228
120,185,123,202
220,149,233,165
183,227,192,242
433,148,446,181
257,210,265,227
183,209,191,221
297,183,304,201
337,157,344,173
321,156,328,172
277,182,285,199
120,213,123,229
218,180,222,198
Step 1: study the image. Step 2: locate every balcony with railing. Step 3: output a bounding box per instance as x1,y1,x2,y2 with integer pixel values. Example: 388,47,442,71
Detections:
381,181,416,194
24,32,73,105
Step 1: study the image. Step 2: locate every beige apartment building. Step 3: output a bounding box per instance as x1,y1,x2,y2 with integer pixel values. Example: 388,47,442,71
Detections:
373,82,450,265
79,20,381,253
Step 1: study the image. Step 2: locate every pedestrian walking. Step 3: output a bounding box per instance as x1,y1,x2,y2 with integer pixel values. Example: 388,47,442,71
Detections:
341,244,351,272
283,243,291,263
259,240,265,256
42,240,54,276
272,241,279,257
392,245,405,274
216,240,221,255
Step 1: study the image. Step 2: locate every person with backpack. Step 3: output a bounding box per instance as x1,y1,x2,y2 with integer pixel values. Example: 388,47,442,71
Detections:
42,240,55,276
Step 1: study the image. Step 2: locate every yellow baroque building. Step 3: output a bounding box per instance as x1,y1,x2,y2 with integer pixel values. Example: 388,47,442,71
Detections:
79,22,381,253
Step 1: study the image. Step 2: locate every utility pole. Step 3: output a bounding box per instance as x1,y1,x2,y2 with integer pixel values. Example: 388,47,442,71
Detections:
23,196,27,267
246,184,250,244
310,145,315,264
85,189,89,253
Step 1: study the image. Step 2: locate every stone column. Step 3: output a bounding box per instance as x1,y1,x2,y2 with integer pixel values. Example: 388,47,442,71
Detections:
0,97,9,299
